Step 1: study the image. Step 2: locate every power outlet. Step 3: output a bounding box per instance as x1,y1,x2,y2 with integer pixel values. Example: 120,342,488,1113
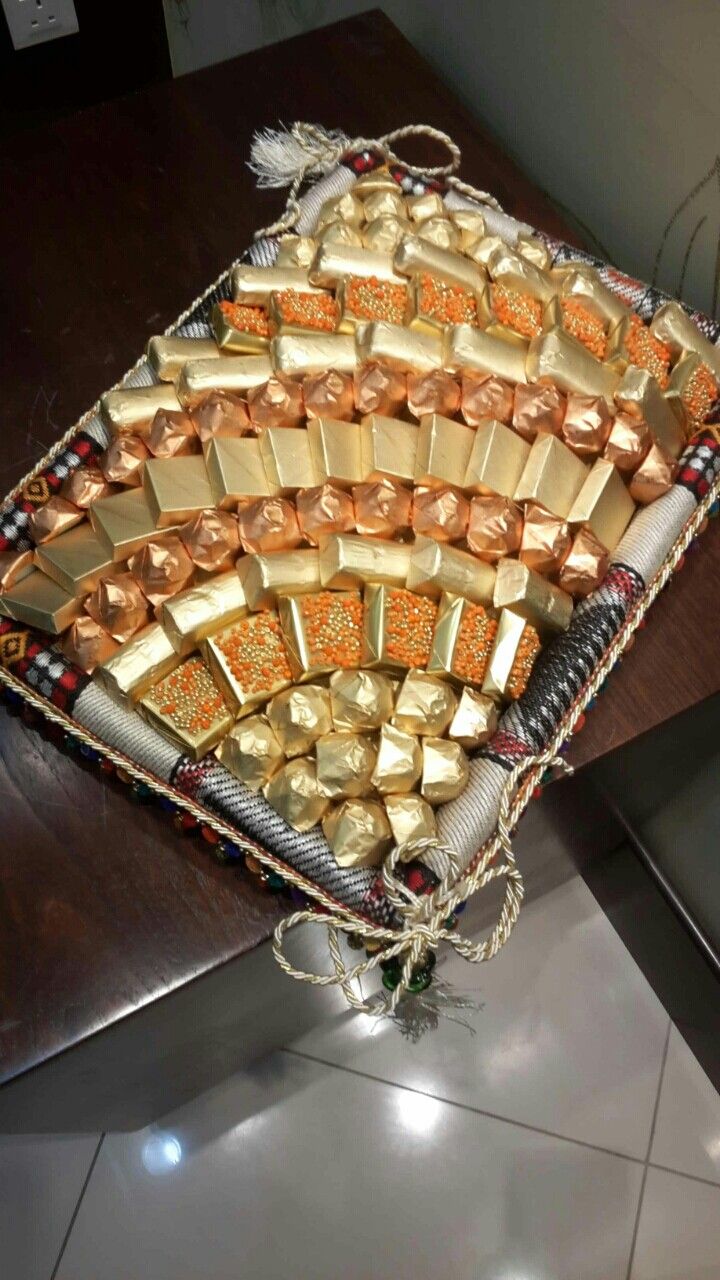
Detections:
1,0,78,49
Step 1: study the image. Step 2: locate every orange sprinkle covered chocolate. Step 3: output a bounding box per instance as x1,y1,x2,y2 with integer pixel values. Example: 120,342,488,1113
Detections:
451,605,497,685
219,300,271,338
273,289,339,333
682,361,719,436
491,284,543,339
623,314,671,389
418,273,478,326
299,590,363,669
345,275,408,324
216,612,293,697
560,299,608,360
383,588,437,670
506,623,541,700
149,656,228,736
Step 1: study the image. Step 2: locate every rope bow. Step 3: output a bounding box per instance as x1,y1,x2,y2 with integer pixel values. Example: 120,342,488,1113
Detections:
273,749,573,1015
249,120,504,240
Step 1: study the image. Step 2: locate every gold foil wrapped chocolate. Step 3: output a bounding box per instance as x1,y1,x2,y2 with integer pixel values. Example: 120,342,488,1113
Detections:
264,757,329,833
448,687,498,749
393,669,457,737
353,478,412,538
354,362,407,417
204,611,293,714
394,235,484,295
147,408,198,459
421,737,469,804
191,391,251,443
355,321,443,374
34,523,115,595
210,301,271,355
217,715,285,790
628,443,678,504
412,486,469,542
85,572,150,642
278,590,363,680
464,234,504,268
296,484,355,544
140,656,234,760
272,333,357,379
129,535,194,606
235,544,321,612
414,413,475,488
417,216,461,252
516,235,551,271
444,322,528,386
464,419,531,498
236,496,301,554
330,668,395,732
407,192,444,223
519,503,572,575
247,373,304,430
101,435,149,486
94,622,180,708
371,723,422,795
316,191,364,231
179,508,240,572
307,418,363,489
363,189,406,221
0,548,33,591
318,533,411,590
146,336,220,381
385,793,437,846
62,466,113,509
481,608,542,703
29,497,83,544
316,731,377,799
204,436,276,509
514,434,589,519
363,584,437,671
526,328,620,401
309,243,405,288
603,411,652,473
467,495,523,562
567,459,635,551
406,536,496,606
487,244,557,305
232,264,321,304
559,268,630,330
0,570,82,634
303,370,355,421
275,235,317,269
322,798,392,868
363,215,411,254
667,352,718,436
460,372,514,426
316,221,363,249
561,394,613,458
427,592,498,687
449,208,486,244
161,571,247,655
101,385,183,438
259,427,316,494
557,527,609,598
143,455,214,527
177,356,272,409
512,382,566,442
650,301,720,382
493,559,573,634
63,616,119,673
267,684,333,758
359,414,419,483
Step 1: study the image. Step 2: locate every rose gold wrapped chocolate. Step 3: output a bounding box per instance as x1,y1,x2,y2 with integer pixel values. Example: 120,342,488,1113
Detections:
191,391,250,443
128,535,194,606
236,496,302,554
466,495,524,561
461,372,514,426
519,502,572,576
561,394,613,458
558,527,609,597
406,369,461,420
63,616,119,673
412,485,469,542
179,509,240,572
101,435,149,486
85,572,150,642
353,361,407,417
62,466,113,508
512,383,566,442
352,478,412,538
247,373,304,430
296,483,355,544
603,411,652,473
29,497,82,544
628,443,678,504
303,370,355,421
147,408,197,459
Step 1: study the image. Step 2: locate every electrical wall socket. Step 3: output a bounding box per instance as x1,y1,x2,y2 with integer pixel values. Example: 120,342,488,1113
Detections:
1,0,78,50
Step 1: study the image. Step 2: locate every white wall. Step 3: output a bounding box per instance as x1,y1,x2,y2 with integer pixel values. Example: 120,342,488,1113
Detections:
163,0,720,317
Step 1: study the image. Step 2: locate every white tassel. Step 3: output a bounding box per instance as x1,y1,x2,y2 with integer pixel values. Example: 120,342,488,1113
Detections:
248,122,350,191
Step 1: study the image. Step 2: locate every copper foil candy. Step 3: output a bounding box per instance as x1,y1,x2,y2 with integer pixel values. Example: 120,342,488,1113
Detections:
558,527,609,597
62,466,113,508
604,412,652,473
467,495,523,561
353,478,412,538
179,509,240,572
628,443,677,504
412,485,469,542
303,370,355,421
519,502,572,575
406,369,461,420
561,394,613,458
85,572,149,642
236,496,301,554
101,435,149,486
296,484,355,545
353,362,406,417
192,391,250,443
461,373,515,426
147,408,197,459
29,497,82,544
512,383,565,442
63,617,119,673
247,374,304,430
128,535,194,606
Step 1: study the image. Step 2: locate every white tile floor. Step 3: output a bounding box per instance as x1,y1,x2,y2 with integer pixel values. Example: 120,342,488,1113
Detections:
3,872,720,1280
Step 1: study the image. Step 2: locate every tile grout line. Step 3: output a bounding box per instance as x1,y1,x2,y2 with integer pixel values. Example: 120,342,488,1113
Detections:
624,1017,673,1280
49,1132,105,1280
284,1047,647,1168
647,1160,720,1193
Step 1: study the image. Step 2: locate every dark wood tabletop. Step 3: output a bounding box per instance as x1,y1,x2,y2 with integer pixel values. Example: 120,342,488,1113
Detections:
1,10,718,1092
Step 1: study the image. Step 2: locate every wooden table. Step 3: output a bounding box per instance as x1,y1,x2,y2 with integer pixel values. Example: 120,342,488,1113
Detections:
1,10,716,1129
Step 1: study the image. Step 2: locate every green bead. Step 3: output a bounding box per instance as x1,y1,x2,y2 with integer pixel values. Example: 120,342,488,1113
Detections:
382,967,401,991
408,967,434,994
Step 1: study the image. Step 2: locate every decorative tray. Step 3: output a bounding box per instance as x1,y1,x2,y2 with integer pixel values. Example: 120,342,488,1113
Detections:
2,122,719,1012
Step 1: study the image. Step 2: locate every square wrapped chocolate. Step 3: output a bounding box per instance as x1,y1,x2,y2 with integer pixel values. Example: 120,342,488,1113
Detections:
259,427,317,493
204,610,293,714
278,589,364,679
394,235,485,295
307,418,363,488
364,584,438,672
493,558,573,634
210,301,271,354
487,244,557,305
140,656,234,760
146,336,220,382
238,548,322,611
94,622,181,708
161,571,247,655
614,367,685,458
427,592,498,687
567,459,635,551
414,413,475,489
481,608,542,703
232,264,322,303
406,536,496,606
204,436,277,509
318,533,411,590
33,523,116,596
143,455,214,527
513,434,588,519
0,569,83,634
526,328,620,401
90,487,170,562
463,419,530,498
359,415,419,483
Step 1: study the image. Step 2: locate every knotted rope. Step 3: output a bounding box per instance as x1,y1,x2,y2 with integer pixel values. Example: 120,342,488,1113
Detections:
273,749,573,1015
249,121,504,240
